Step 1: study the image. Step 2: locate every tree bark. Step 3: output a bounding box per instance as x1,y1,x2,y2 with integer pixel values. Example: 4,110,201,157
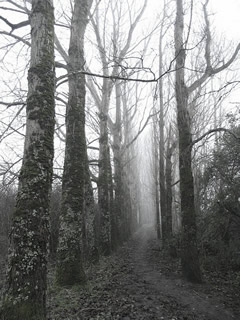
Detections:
165,132,176,241
152,115,161,240
112,80,124,246
56,0,92,286
83,151,99,263
1,0,55,318
158,29,167,244
174,0,202,283
98,103,112,255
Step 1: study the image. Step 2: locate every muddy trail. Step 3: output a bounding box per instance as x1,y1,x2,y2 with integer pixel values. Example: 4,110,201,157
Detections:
48,225,240,320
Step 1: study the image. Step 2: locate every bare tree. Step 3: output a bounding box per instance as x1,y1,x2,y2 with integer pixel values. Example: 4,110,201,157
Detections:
87,0,149,253
55,0,93,286
158,0,173,246
174,0,240,283
152,111,161,239
1,0,55,318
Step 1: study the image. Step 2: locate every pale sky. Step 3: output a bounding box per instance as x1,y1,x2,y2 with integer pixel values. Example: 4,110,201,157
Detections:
210,0,240,41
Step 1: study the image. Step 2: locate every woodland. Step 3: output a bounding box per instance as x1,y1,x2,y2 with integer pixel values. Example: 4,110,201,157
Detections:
0,0,240,319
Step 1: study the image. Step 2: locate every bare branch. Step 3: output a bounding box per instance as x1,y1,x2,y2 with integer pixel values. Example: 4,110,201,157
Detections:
191,127,240,147
56,54,180,86
0,31,30,46
0,101,26,107
125,110,159,150
0,6,27,14
54,33,69,64
0,16,29,32
203,0,211,69
212,44,240,75
188,1,240,93
120,0,148,59
4,0,30,13
0,104,25,143
55,62,67,69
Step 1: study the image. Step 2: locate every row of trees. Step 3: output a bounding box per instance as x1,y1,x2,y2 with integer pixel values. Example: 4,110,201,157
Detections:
0,0,149,318
148,0,240,283
0,0,239,318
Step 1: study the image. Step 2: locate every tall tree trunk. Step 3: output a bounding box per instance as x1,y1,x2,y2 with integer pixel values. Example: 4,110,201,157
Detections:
56,0,92,286
108,147,115,249
174,0,202,283
165,131,176,241
83,152,99,262
158,30,167,244
112,80,123,246
121,82,139,236
98,97,111,255
153,118,161,240
1,0,55,318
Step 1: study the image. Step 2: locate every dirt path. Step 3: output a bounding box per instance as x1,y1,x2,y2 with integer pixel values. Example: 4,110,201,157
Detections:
48,225,239,319
129,225,237,320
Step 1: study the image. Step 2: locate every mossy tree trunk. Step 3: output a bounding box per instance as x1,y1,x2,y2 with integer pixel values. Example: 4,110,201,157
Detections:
56,0,93,286
174,0,202,283
1,0,55,319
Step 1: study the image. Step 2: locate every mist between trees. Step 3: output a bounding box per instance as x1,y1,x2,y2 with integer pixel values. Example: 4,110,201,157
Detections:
0,0,240,319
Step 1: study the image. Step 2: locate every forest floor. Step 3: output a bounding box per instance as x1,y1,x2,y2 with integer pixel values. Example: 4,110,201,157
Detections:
46,225,240,320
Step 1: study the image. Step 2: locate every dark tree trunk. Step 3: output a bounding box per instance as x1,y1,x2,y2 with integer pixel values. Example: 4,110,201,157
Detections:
174,0,202,283
112,80,123,247
165,141,174,240
83,152,99,263
1,0,55,318
165,133,176,242
153,118,161,240
158,30,167,244
56,0,92,286
98,107,111,255
155,169,161,240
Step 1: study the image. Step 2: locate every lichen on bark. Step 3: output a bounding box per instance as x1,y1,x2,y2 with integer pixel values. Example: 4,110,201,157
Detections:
1,0,55,319
55,0,93,285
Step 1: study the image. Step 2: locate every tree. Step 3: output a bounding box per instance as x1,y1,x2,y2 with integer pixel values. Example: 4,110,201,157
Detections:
87,0,148,253
165,127,176,241
56,0,93,286
196,117,240,270
1,0,55,318
174,0,202,283
174,0,240,282
152,112,161,239
158,1,173,246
